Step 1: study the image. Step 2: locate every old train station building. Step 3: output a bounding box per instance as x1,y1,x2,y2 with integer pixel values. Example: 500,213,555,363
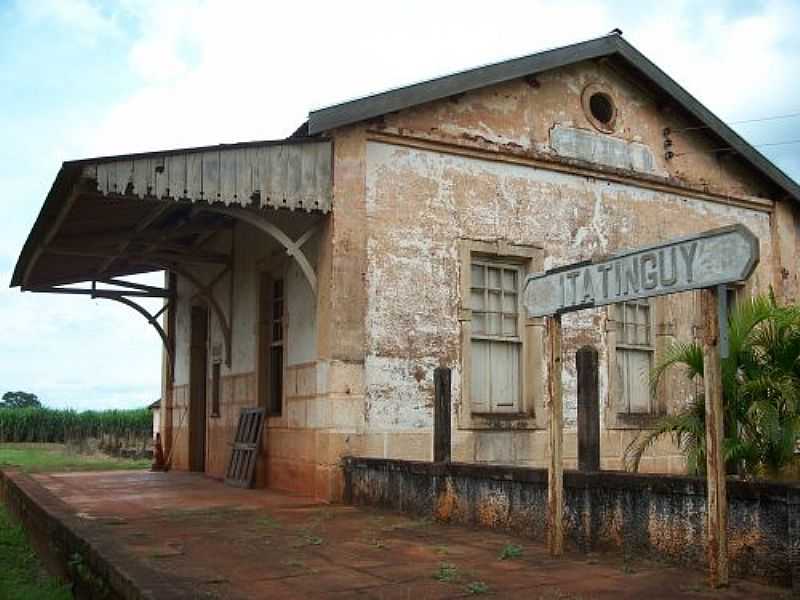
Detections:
12,33,800,500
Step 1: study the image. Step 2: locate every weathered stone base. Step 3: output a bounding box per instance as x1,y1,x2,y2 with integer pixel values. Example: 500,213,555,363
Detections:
343,457,800,589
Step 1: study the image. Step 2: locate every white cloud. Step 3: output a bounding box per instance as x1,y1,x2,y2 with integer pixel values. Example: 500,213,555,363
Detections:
630,0,800,121
81,0,617,155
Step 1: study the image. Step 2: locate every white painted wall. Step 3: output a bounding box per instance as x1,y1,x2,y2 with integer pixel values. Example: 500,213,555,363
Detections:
171,218,319,385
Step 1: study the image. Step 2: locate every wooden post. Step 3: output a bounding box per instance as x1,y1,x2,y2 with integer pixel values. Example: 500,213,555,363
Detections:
577,345,600,472
547,314,564,556
433,367,452,463
702,287,728,587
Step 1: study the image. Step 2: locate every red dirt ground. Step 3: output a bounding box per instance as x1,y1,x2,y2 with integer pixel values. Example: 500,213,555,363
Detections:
13,471,794,599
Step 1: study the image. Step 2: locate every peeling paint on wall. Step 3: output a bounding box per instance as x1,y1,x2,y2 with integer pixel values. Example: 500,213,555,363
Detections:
364,139,773,455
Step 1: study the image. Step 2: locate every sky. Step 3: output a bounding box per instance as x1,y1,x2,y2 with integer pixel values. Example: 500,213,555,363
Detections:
1,0,799,411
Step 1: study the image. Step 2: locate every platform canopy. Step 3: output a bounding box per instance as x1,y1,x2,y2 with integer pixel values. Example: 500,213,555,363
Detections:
10,137,332,369
11,137,332,291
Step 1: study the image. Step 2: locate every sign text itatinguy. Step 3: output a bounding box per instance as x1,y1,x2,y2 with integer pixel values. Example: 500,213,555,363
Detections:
523,225,759,318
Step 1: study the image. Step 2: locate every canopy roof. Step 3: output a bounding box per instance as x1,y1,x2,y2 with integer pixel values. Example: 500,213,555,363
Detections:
11,138,331,289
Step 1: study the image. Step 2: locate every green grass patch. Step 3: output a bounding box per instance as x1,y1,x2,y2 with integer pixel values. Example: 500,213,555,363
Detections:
0,504,71,600
466,581,490,595
0,443,150,473
498,543,523,560
433,562,459,583
254,515,281,529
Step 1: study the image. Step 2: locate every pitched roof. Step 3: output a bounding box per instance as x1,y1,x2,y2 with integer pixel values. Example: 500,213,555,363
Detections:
307,33,800,202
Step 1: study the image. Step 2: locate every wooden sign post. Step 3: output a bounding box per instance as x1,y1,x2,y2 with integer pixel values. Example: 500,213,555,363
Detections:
702,287,728,587
547,314,564,556
523,225,758,576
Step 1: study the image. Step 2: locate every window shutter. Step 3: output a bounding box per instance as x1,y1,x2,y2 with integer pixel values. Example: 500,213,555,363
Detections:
623,349,651,413
489,341,520,412
470,339,491,413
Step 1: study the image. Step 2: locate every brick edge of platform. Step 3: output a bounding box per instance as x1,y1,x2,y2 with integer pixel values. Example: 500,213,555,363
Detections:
0,469,198,600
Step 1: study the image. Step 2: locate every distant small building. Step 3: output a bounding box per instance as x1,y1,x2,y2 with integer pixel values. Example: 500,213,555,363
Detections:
148,399,160,441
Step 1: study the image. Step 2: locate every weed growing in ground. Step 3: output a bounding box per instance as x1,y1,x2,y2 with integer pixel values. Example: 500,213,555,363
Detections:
498,543,523,560
305,535,323,546
292,529,323,547
282,558,319,575
466,581,490,595
284,558,306,568
163,506,241,522
433,562,459,583
254,516,281,529
537,589,587,600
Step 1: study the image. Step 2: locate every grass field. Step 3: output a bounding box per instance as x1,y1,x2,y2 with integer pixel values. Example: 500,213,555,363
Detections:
0,443,150,473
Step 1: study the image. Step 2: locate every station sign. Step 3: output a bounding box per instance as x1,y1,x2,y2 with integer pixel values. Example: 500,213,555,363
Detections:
523,225,759,318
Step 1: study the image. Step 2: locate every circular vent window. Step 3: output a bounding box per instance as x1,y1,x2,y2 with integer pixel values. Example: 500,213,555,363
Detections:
582,84,617,133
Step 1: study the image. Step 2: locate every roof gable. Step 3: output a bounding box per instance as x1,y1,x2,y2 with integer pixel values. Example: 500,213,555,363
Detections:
308,33,800,203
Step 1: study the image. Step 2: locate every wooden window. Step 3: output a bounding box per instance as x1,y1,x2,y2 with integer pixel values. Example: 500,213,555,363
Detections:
616,300,654,414
269,278,284,416
469,260,522,414
258,274,285,417
258,273,284,417
210,361,221,417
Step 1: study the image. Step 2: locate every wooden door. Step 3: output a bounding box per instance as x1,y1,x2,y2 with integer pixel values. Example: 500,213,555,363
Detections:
189,305,208,472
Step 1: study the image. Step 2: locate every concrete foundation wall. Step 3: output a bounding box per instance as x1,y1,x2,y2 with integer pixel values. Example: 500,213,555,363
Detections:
344,457,800,588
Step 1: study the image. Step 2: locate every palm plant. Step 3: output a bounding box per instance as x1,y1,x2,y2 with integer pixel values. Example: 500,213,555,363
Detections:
624,293,800,479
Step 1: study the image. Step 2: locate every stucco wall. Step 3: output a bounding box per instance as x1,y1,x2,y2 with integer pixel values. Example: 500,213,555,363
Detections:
360,137,775,471
344,57,796,474
375,61,777,203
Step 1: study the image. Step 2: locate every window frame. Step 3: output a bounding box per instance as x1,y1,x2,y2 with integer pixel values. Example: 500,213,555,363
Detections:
615,299,655,415
469,258,524,414
210,360,222,418
606,298,662,429
457,239,545,431
257,269,287,419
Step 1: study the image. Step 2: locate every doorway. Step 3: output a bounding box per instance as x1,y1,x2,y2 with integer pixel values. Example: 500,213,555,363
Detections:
189,305,209,472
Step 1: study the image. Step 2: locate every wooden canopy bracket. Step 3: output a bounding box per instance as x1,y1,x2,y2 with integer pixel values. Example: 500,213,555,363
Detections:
104,295,175,376
201,206,319,295
147,262,233,368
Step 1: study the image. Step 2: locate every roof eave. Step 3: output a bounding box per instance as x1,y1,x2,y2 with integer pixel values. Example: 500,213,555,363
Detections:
307,35,618,135
609,36,800,202
307,34,800,204
10,163,82,288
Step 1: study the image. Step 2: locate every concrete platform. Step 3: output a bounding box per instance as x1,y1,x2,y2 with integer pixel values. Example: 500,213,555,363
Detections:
0,469,791,599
